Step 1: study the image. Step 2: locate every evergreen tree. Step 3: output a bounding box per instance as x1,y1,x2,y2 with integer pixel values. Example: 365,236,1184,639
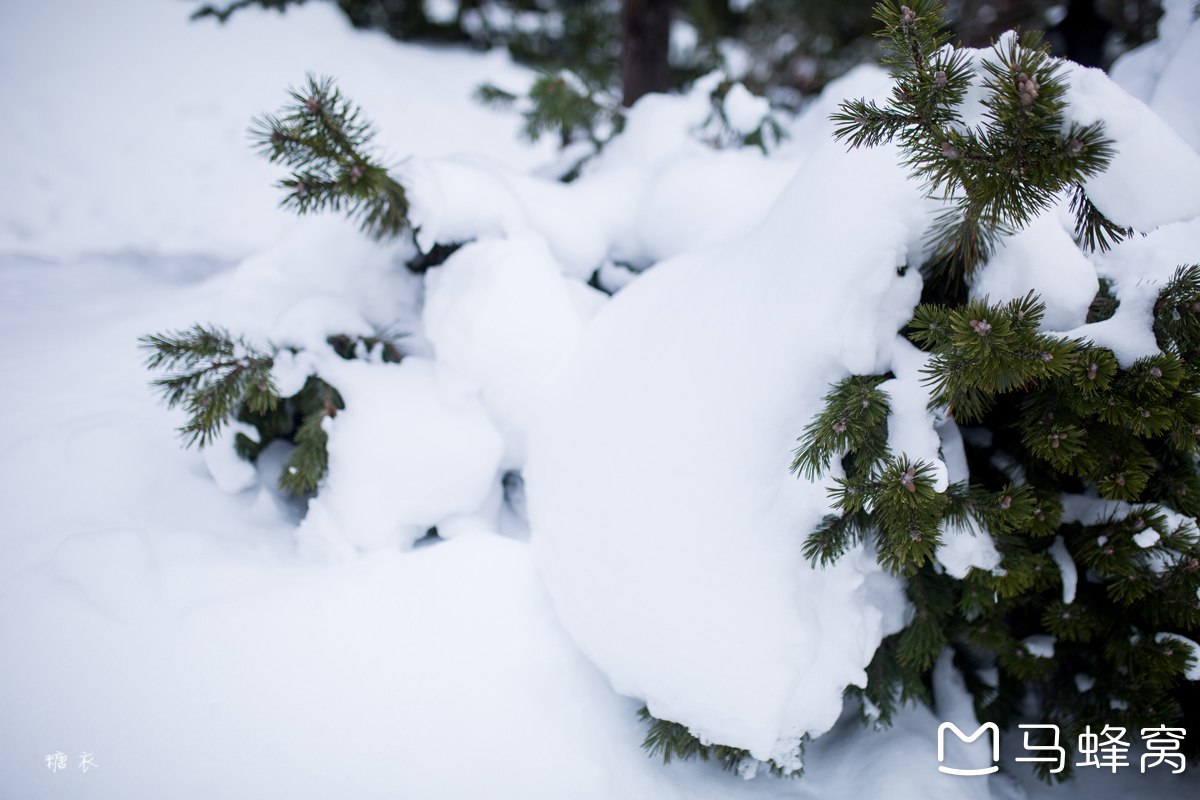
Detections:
789,0,1199,782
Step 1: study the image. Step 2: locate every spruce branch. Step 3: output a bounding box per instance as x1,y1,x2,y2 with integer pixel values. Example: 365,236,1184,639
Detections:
791,375,891,480
250,75,408,239
638,707,800,777
831,2,1124,278
139,325,278,448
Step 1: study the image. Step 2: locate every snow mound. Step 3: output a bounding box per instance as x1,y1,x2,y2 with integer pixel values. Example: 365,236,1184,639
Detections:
1110,0,1200,153
299,357,505,553
423,232,588,462
527,140,926,765
1063,59,1200,232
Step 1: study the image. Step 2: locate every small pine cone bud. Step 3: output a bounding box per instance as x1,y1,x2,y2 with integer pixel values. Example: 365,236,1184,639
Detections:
1017,74,1039,107
295,181,308,198
1115,475,1126,486
833,420,847,433
257,383,267,391
900,466,917,492
1067,138,1083,154
1141,409,1151,418
854,116,866,126
305,96,321,113
270,130,284,143
1035,508,1045,521
1104,547,1114,555
1000,496,1012,510
1133,517,1145,531
862,398,870,408
1193,426,1200,436
1041,352,1054,361
1191,302,1200,313
1087,363,1098,380
941,142,960,159
1108,399,1116,406
934,70,947,87
911,532,922,541
900,5,916,24
349,164,365,184
1016,648,1026,658
1034,564,1041,571
970,319,992,335
1149,367,1162,378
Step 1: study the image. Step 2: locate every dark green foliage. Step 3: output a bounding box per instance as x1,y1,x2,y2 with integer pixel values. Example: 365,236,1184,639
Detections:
250,75,408,239
638,707,801,777
831,1,1124,283
277,376,344,494
477,71,621,149
1086,276,1119,323
143,325,403,496
792,1,1200,783
139,325,278,448
792,374,892,480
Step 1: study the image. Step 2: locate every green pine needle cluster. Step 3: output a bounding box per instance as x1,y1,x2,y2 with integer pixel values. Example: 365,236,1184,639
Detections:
141,326,406,496
831,0,1126,280
140,325,279,448
250,75,409,239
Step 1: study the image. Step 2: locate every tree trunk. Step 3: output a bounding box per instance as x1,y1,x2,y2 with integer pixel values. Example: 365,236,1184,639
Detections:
621,0,673,108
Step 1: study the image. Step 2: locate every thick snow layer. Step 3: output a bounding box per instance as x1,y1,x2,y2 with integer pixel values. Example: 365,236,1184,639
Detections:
969,204,1098,331
1062,59,1200,232
423,232,587,462
298,357,506,553
1110,0,1200,153
528,139,928,765
1063,218,1200,366
0,253,1049,800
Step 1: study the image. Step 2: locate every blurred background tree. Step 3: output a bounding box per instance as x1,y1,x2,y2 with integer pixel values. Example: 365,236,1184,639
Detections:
191,0,1166,108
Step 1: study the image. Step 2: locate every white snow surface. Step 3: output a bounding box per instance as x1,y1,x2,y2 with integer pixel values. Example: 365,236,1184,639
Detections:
1110,0,1200,153
3,1,1200,798
528,138,929,766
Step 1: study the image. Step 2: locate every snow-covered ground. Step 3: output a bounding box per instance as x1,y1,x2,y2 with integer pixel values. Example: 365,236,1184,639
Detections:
1,1,1199,798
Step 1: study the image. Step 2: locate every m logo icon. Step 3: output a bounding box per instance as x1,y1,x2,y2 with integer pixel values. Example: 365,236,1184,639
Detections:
938,722,1000,776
